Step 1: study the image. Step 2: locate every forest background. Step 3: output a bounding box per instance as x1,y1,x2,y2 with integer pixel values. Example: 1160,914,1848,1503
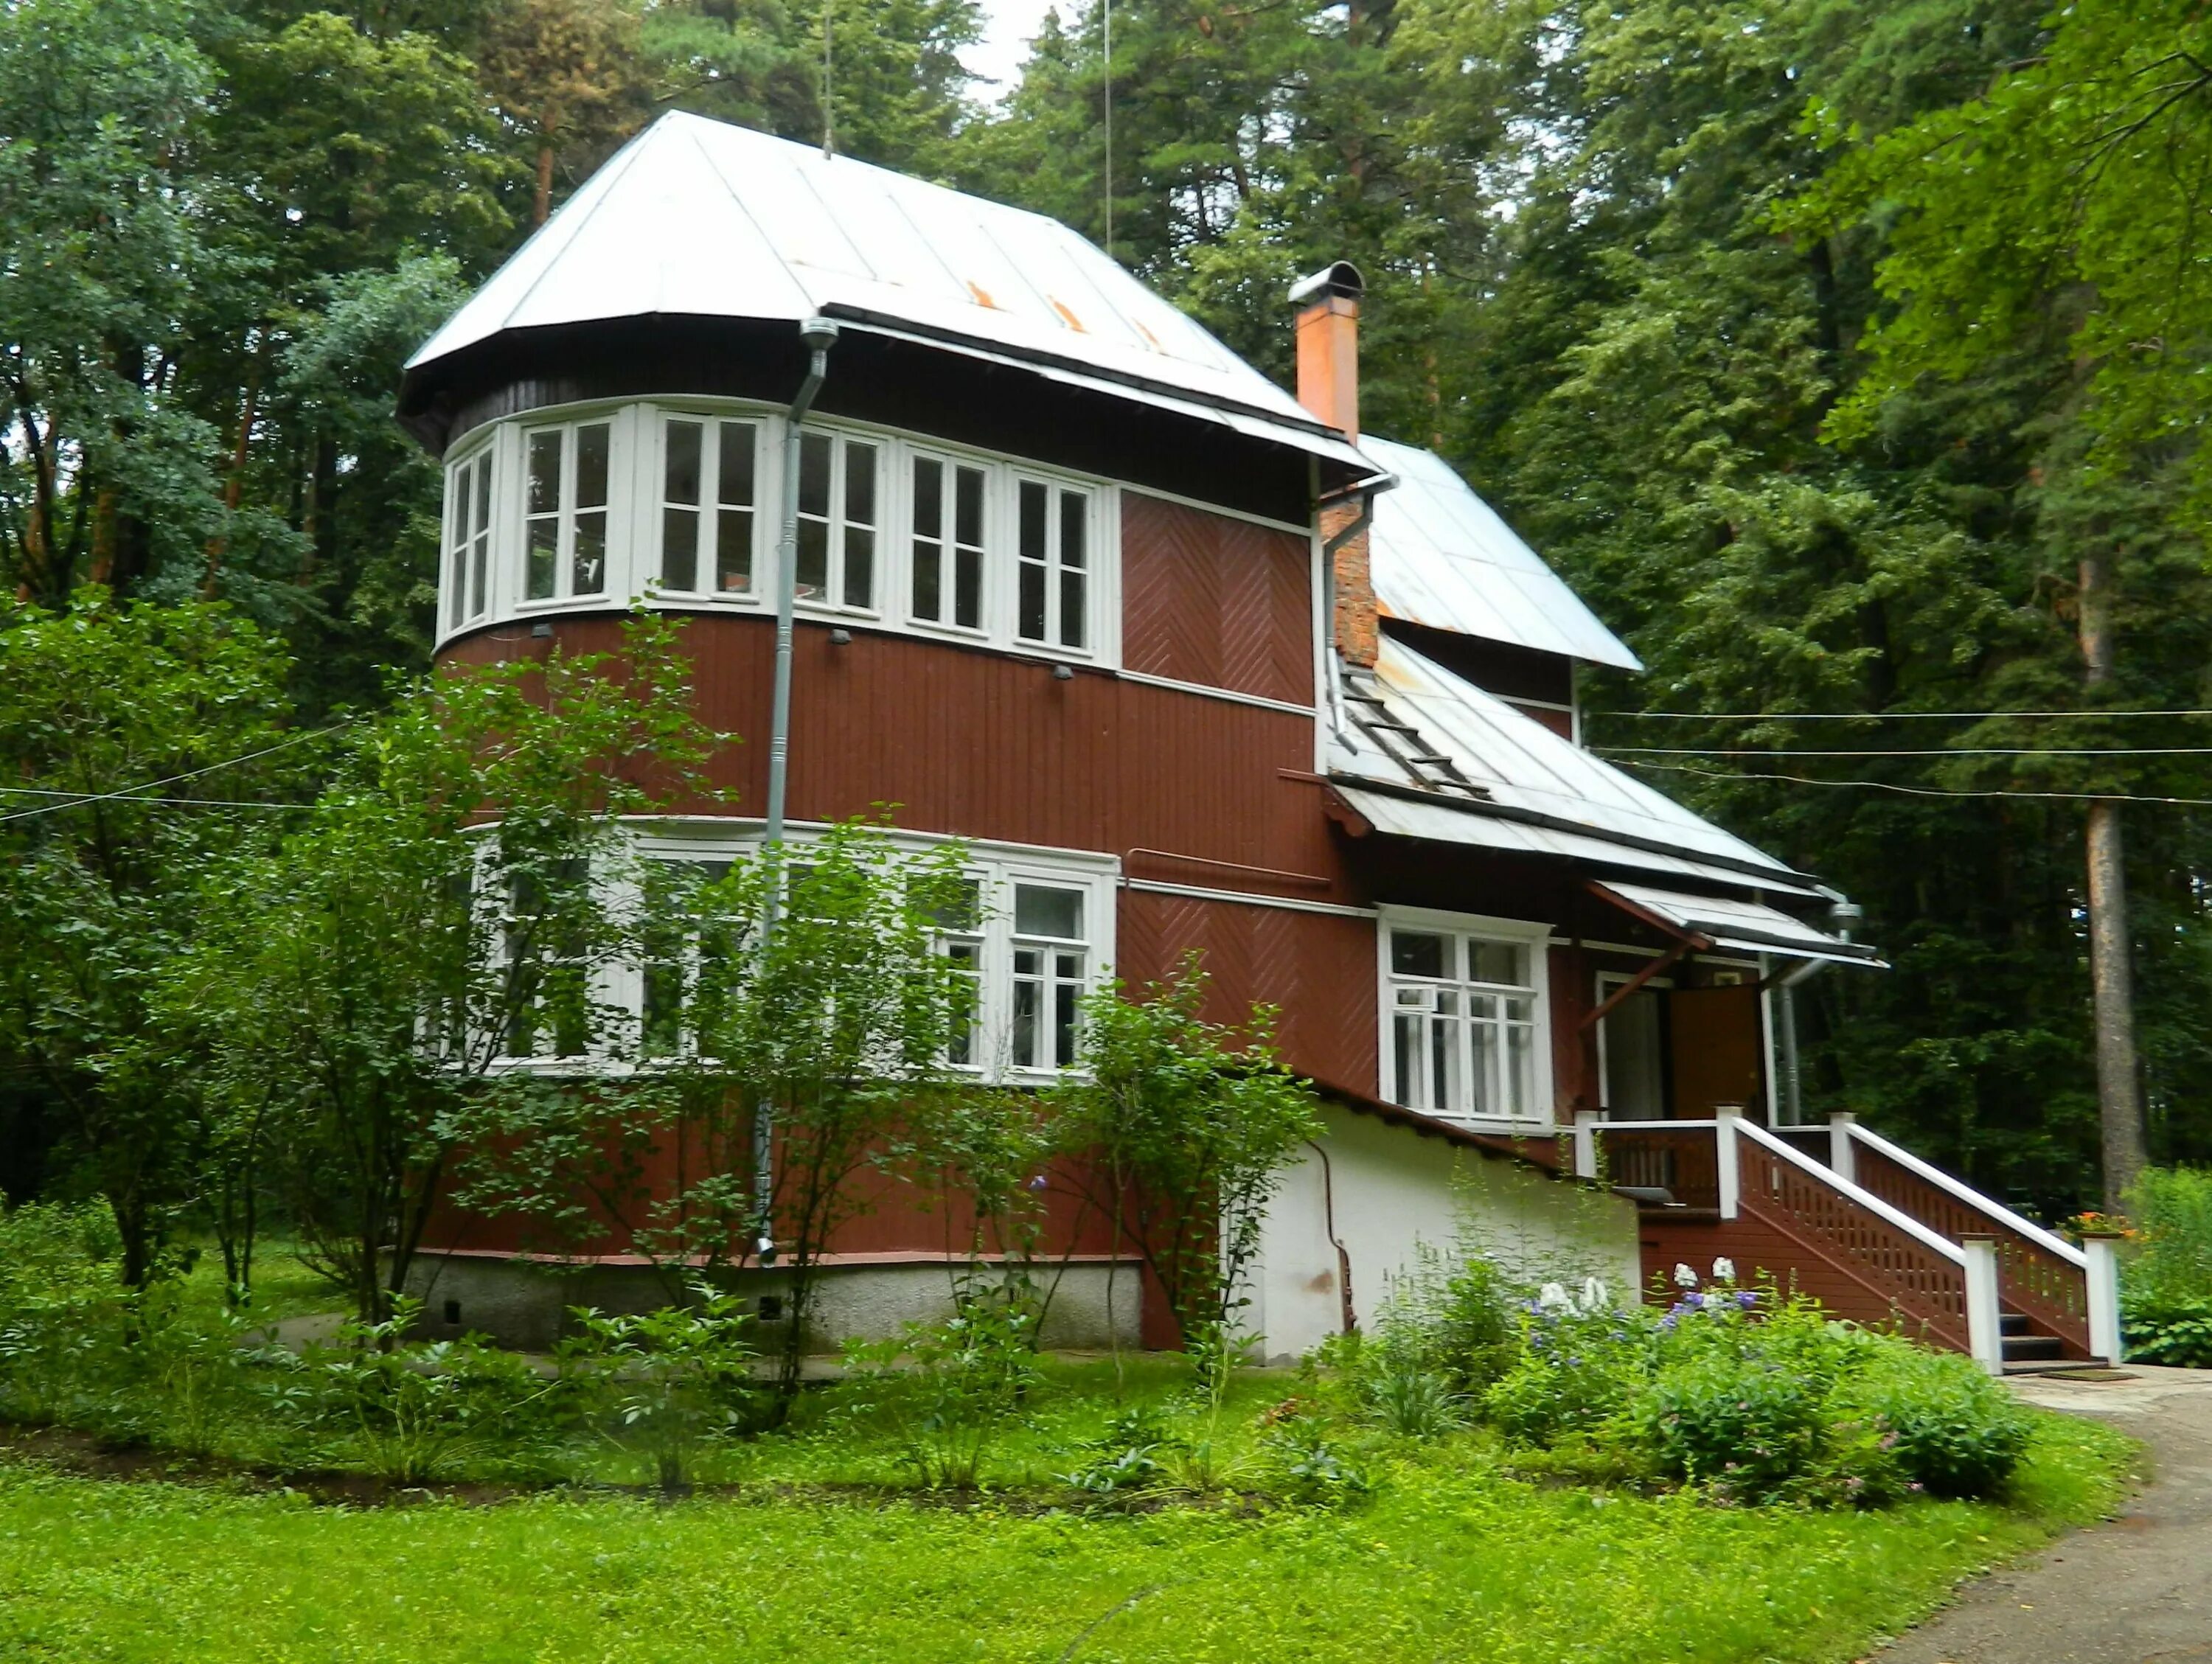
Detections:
6,0,2211,1215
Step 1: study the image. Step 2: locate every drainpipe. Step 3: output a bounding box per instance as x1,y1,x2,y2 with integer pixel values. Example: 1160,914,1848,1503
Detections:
1304,1138,1357,1337
1777,891,1862,1126
754,315,841,1267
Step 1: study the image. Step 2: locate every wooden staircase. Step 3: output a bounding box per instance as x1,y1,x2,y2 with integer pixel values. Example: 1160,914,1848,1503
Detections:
1576,1110,2124,1372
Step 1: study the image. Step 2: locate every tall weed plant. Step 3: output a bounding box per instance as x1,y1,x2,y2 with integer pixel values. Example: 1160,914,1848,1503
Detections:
2123,1166,2212,1366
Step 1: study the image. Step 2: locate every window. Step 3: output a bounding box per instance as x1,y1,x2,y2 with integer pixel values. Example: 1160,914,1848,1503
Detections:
658,417,758,596
1016,478,1091,649
524,420,613,602
504,862,593,1059
796,431,879,611
1383,919,1547,1123
910,455,987,630
919,868,1097,1080
1009,883,1085,1072
445,450,493,628
640,860,737,1056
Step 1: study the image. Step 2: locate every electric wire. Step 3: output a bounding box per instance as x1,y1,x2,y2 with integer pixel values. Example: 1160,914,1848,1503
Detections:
0,720,347,824
1604,708,2212,720
1598,745,2212,758
1612,757,2212,807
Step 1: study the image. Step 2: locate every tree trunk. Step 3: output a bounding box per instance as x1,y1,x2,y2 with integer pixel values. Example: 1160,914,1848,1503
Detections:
535,142,554,226
2079,548,2148,1211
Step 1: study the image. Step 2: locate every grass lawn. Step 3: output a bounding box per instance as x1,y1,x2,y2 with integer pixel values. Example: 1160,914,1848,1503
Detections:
0,1405,2135,1663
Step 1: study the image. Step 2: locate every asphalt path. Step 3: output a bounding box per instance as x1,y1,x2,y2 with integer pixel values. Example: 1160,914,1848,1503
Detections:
1874,1365,2212,1664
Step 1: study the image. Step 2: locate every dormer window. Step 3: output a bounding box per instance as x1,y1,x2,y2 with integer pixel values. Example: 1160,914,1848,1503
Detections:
796,432,879,611
658,417,759,596
524,420,613,602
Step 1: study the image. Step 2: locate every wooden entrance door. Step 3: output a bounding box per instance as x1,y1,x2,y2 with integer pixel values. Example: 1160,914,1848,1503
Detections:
1667,984,1762,1117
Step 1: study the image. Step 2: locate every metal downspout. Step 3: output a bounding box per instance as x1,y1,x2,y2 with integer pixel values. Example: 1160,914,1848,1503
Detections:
1778,891,1861,1126
754,316,840,1266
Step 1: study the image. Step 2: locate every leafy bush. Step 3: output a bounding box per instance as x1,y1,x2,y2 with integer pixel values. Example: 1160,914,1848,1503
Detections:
1367,1240,1519,1393
299,1300,573,1483
565,1286,759,1491
838,1276,1041,1489
1259,1413,1371,1507
1481,1289,1646,1447
0,1202,133,1424
1363,1357,1464,1439
1638,1351,1822,1501
1061,1406,1176,1497
2122,1168,2212,1366
1835,1348,2033,1500
2122,1288,2212,1368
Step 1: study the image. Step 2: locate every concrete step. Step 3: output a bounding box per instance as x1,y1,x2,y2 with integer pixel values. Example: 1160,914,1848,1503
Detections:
2003,1331,2067,1363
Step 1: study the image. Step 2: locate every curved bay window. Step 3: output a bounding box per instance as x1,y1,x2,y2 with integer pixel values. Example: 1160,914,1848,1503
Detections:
1383,914,1548,1124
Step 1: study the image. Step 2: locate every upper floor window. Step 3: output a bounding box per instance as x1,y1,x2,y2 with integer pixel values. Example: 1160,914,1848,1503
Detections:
1383,914,1548,1124
658,417,759,597
796,431,879,612
1018,478,1089,649
524,420,612,602
445,449,493,629
437,402,1124,665
910,454,987,632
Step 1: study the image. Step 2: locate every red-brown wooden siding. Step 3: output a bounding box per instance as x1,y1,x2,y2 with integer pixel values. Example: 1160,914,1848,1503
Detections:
1117,888,1379,1096
1120,492,1314,706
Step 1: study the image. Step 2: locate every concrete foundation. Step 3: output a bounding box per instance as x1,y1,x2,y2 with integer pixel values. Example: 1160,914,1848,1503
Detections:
400,1252,1145,1354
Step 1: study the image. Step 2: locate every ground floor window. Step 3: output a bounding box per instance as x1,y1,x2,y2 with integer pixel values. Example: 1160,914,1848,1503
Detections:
1380,911,1550,1124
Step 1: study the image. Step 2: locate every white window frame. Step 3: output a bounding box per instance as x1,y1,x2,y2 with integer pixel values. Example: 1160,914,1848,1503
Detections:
625,824,1115,1086
1012,471,1098,654
434,400,1129,669
650,414,762,600
905,447,992,638
443,445,494,630
1377,907,1554,1128
793,428,883,616
518,414,624,607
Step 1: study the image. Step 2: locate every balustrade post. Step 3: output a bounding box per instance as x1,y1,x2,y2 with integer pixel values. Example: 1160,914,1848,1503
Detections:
1827,1111,1857,1183
1714,1104,1741,1220
2081,1230,2126,1365
1961,1233,2004,1375
1572,1110,1600,1180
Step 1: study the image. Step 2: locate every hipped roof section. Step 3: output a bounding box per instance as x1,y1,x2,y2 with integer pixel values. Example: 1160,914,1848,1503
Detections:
1330,636,1823,899
1362,436,1641,672
401,112,1369,473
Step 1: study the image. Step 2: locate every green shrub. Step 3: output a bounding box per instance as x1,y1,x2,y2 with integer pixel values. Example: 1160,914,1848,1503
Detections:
1835,1348,2031,1500
299,1299,575,1483
1366,1240,1519,1392
1482,1298,1646,1446
1637,1352,1822,1502
2122,1288,2212,1367
837,1275,1041,1490
1363,1357,1465,1439
565,1286,759,1491
1061,1406,1178,1497
2125,1166,2212,1297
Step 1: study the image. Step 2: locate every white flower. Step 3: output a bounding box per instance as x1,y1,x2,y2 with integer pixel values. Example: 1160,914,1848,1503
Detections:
1580,1277,1610,1312
1674,1262,1699,1289
1537,1281,1571,1312
1711,1257,1737,1282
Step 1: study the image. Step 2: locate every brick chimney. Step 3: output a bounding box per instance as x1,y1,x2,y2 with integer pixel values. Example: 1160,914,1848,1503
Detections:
1291,261,1377,666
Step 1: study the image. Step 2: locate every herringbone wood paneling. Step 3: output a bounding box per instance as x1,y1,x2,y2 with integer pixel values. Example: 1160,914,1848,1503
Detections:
1122,492,1313,705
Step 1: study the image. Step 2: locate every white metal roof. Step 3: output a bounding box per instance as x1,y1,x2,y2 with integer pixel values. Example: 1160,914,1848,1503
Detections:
1328,636,1810,889
1362,436,1641,672
408,113,1367,469
1593,880,1879,965
1329,786,1823,897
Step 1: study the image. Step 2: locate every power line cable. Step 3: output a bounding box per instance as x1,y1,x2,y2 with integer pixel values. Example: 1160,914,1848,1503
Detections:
1603,708,2212,721
1613,757,2212,807
0,787,321,811
1599,745,2212,758
0,720,347,825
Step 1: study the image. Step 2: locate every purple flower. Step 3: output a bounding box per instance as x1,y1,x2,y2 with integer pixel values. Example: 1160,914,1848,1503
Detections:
1736,1289,1759,1310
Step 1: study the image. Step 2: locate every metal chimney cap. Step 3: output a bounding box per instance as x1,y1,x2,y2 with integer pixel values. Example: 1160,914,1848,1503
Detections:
798,314,841,351
1289,260,1366,307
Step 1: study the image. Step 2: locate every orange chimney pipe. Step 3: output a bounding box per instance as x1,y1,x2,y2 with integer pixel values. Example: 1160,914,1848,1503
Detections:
1291,260,1365,438
1291,262,1379,666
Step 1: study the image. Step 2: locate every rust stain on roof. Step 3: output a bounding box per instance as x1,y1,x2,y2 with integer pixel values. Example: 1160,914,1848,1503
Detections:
1048,296,1086,332
967,280,998,309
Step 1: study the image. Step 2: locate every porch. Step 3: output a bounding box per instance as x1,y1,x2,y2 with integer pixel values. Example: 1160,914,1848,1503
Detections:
1572,1108,2126,1373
